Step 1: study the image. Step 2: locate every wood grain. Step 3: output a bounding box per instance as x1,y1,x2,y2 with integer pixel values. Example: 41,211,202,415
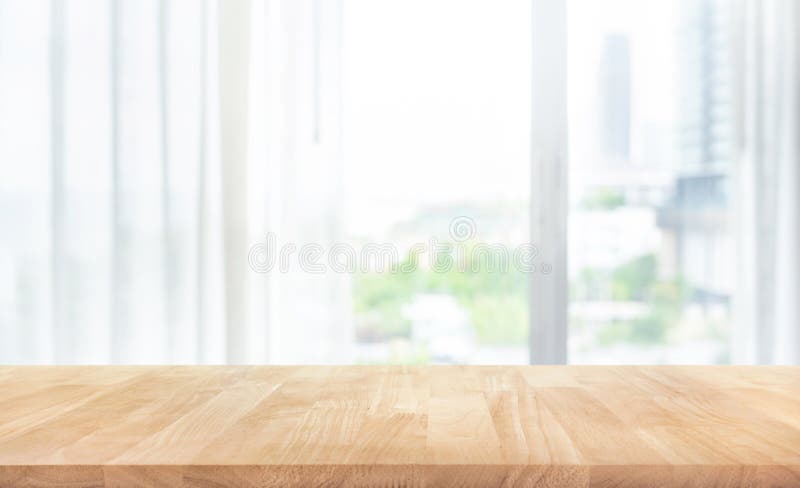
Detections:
0,366,798,487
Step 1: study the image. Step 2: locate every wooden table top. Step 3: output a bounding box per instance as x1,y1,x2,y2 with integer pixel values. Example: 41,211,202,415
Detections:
0,366,798,487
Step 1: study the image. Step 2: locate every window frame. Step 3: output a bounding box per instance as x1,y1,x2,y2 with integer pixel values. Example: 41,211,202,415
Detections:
529,0,568,364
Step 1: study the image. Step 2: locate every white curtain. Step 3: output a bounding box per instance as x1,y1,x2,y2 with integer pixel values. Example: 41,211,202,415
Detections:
0,0,350,364
736,0,800,364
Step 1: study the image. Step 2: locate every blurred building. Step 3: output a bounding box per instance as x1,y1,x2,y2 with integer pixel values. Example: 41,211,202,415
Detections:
676,0,735,172
658,0,735,309
598,34,631,163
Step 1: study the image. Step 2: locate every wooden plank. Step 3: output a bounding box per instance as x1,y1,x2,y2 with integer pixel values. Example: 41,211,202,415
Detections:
0,366,798,487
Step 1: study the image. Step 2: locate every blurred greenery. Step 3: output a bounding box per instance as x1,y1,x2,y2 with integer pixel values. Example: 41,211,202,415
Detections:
354,248,687,348
353,247,528,345
587,253,687,345
611,254,657,301
581,188,626,210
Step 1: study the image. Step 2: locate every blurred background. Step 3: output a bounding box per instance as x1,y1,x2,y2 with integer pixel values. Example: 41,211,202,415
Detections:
0,0,797,364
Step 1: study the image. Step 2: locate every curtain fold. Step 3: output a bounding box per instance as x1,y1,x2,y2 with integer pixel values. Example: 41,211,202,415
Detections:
736,0,800,364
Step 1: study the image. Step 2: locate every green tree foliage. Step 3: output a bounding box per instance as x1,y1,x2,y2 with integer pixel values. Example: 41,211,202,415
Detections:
590,253,686,344
353,248,529,345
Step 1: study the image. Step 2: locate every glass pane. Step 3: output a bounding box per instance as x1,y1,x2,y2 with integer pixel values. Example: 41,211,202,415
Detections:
342,0,531,364
567,0,735,363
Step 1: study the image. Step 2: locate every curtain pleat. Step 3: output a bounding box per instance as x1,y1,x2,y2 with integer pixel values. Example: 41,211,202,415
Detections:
736,0,800,364
0,0,53,364
0,0,348,364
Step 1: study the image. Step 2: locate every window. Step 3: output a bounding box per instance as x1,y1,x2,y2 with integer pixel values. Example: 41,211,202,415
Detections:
342,0,532,364
567,0,735,364
2,0,793,366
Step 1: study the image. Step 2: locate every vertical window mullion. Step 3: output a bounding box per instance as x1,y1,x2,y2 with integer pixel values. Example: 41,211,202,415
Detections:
529,0,568,364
